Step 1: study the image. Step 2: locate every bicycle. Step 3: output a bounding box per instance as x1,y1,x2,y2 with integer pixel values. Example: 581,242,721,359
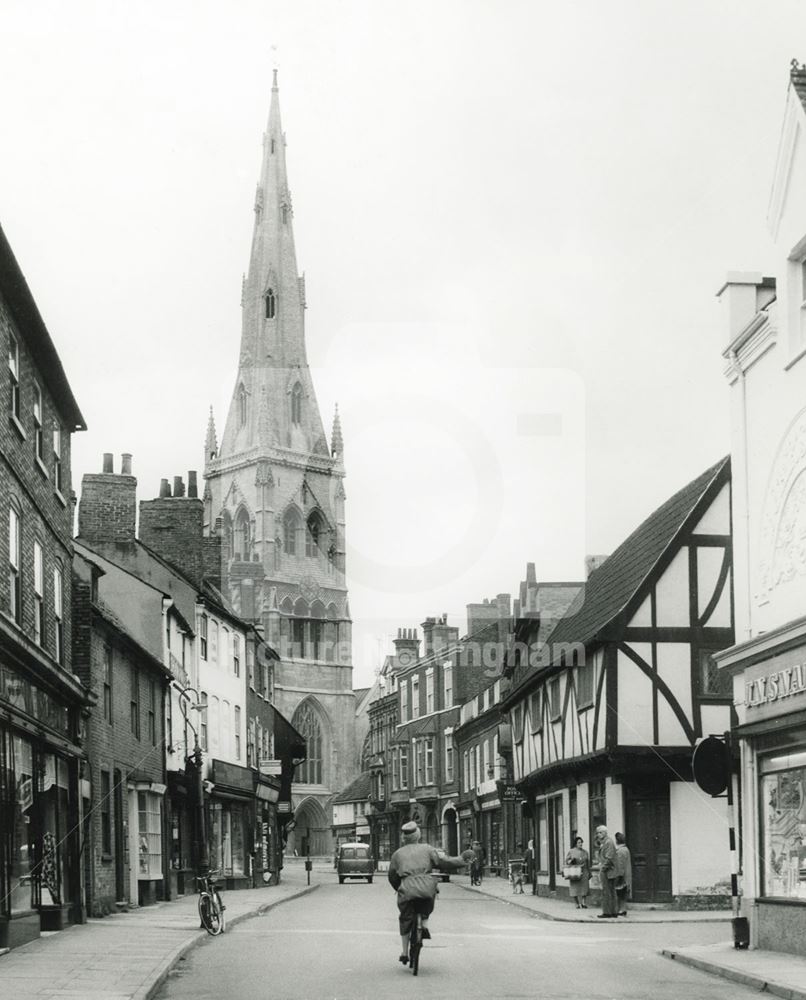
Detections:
197,869,226,936
408,907,425,976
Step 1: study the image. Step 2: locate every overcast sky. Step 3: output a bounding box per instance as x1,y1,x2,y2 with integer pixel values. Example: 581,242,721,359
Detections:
1,1,801,687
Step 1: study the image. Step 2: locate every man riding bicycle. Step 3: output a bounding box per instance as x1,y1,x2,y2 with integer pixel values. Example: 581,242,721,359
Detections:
387,820,467,965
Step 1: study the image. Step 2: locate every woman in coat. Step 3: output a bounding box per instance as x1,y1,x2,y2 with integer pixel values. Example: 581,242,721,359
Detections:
565,835,591,909
614,832,632,916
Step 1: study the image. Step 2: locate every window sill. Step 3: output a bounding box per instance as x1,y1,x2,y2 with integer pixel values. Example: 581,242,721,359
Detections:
35,455,50,480
10,413,26,440
54,488,68,508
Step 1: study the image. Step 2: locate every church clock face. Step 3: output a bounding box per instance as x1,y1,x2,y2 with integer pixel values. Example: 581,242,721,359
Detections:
300,575,321,604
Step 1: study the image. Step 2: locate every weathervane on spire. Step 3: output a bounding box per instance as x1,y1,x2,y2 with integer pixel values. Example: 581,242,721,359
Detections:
271,44,279,90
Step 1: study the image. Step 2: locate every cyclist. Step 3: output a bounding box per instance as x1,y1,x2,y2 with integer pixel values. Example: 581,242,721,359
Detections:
387,820,467,965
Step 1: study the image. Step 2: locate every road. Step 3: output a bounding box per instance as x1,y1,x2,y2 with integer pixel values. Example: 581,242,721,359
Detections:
157,878,753,1000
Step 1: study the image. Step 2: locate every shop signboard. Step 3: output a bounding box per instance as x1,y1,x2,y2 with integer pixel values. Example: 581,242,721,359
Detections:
744,644,806,723
259,759,282,776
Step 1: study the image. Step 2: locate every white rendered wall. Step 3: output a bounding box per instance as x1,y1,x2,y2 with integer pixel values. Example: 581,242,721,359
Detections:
670,782,730,895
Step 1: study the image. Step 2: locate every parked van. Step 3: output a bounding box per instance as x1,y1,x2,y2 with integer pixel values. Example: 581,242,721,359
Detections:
337,842,375,884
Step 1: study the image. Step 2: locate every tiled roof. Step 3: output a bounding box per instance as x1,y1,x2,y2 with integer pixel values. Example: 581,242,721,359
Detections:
543,456,730,656
333,770,372,804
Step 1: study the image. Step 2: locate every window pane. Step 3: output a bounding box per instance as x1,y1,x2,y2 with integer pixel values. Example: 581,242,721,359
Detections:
761,765,806,899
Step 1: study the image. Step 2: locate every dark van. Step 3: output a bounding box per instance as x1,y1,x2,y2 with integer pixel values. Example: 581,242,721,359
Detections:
337,842,375,884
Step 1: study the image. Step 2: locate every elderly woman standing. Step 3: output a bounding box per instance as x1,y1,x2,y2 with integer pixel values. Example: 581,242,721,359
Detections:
614,832,632,916
564,835,591,909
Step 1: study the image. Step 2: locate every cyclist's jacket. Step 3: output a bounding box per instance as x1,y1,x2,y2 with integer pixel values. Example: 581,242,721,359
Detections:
388,844,465,901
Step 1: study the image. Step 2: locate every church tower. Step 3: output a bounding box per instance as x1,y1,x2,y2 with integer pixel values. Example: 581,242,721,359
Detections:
204,72,355,854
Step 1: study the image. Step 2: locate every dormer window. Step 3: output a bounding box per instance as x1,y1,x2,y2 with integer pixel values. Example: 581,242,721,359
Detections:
238,385,247,426
265,288,276,319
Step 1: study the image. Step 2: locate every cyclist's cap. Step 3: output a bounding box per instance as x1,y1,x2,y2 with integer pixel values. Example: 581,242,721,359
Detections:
401,821,419,835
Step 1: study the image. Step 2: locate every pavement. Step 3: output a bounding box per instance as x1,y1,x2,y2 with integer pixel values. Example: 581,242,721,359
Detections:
454,871,732,922
662,942,806,1000
0,868,317,1000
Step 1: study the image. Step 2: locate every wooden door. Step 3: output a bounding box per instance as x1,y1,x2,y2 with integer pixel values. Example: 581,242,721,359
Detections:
625,788,672,902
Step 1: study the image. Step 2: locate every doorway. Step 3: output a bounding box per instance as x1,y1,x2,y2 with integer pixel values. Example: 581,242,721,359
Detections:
625,782,672,902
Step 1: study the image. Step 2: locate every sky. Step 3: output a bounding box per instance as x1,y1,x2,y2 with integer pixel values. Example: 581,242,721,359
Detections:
0,0,802,687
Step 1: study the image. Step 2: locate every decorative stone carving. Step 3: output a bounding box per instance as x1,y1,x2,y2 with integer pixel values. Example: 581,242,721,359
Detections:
759,406,806,603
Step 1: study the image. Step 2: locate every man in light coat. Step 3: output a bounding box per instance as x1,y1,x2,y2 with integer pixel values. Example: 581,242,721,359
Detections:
595,824,618,918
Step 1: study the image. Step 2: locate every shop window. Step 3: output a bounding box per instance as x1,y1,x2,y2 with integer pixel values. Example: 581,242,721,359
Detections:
536,800,548,873
760,750,806,899
588,779,606,865
53,562,64,664
8,501,21,624
33,540,43,645
137,791,163,878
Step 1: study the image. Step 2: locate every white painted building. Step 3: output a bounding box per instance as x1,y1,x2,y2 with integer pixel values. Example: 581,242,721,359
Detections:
714,61,806,955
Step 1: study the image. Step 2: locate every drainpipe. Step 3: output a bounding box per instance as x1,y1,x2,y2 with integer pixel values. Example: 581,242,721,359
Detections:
729,349,753,641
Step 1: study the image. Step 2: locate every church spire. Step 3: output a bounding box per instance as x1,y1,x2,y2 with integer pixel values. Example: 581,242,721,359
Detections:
219,71,329,460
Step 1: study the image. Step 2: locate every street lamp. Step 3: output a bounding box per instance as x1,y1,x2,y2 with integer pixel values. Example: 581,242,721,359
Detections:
177,685,210,877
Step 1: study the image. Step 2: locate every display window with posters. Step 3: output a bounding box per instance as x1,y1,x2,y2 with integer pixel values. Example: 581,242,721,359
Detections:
760,749,806,900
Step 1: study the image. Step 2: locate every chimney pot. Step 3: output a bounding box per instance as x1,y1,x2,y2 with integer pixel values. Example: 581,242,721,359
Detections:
159,478,171,498
188,471,198,498
173,476,185,498
121,453,132,476
102,453,114,474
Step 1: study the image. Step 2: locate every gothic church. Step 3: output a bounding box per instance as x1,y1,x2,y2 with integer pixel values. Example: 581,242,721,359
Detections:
203,72,356,855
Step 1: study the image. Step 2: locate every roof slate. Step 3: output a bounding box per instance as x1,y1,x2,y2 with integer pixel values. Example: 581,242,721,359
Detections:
333,770,372,804
542,456,729,656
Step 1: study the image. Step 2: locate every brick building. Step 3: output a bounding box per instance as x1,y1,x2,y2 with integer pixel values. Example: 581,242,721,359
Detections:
72,549,171,914
0,221,87,949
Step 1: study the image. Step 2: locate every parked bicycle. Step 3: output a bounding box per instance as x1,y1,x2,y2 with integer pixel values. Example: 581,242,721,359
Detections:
197,869,226,936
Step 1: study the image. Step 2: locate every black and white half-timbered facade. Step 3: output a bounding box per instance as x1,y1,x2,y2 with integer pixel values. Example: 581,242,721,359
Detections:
501,457,735,906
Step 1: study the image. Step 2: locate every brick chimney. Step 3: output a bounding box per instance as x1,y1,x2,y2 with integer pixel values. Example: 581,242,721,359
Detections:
466,598,498,638
393,627,420,669
139,472,204,584
421,614,458,658
78,453,137,544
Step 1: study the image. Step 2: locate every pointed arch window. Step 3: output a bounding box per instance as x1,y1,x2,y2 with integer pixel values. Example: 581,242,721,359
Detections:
291,383,303,425
238,385,247,427
234,507,251,561
293,702,323,785
265,288,276,320
306,512,322,557
283,508,301,556
270,138,276,155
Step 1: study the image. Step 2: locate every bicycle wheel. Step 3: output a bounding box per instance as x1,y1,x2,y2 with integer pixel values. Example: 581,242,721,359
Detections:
214,890,226,934
409,915,422,976
199,891,223,936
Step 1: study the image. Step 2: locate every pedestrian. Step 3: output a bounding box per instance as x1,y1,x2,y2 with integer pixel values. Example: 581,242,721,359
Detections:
564,835,591,909
471,839,485,885
524,838,535,894
614,832,632,916
461,840,476,883
595,825,619,918
510,843,525,893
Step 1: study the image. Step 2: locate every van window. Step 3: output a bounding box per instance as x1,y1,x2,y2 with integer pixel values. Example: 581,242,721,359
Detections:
355,845,368,858
341,848,356,859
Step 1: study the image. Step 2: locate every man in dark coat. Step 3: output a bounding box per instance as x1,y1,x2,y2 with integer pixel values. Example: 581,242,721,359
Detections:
595,824,618,918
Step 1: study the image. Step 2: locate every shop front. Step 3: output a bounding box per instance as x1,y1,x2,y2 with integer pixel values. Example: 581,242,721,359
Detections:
717,623,806,955
254,773,281,885
0,661,84,948
209,759,254,889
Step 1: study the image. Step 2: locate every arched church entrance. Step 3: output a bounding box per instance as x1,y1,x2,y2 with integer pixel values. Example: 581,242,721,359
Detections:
288,797,330,858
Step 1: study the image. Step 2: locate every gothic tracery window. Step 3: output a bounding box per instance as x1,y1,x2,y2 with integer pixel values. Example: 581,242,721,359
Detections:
283,508,301,556
234,507,251,561
293,702,323,785
265,288,276,319
306,511,322,557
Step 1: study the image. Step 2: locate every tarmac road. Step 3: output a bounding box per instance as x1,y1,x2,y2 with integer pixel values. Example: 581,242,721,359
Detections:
156,877,756,1000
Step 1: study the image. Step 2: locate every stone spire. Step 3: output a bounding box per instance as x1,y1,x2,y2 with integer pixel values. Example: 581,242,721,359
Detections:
218,71,329,461
331,403,343,460
205,406,218,463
